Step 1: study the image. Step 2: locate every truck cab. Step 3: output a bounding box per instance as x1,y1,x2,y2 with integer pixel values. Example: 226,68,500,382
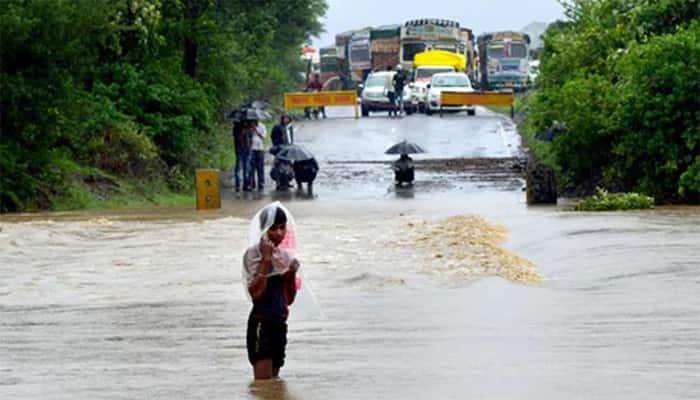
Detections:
409,50,466,112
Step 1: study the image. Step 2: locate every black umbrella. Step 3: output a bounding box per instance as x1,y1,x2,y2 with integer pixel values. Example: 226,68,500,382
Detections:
275,144,315,162
385,140,426,155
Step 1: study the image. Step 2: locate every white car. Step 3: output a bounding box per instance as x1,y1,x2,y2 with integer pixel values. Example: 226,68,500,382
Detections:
360,71,416,116
410,65,456,112
425,72,476,116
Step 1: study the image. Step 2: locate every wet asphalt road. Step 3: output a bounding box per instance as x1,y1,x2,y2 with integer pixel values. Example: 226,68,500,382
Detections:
225,105,525,199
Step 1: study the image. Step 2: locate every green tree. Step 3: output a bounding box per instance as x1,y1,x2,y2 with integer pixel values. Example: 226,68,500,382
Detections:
526,0,699,202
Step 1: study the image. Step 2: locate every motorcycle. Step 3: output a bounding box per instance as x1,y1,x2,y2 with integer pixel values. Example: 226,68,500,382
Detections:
304,88,326,120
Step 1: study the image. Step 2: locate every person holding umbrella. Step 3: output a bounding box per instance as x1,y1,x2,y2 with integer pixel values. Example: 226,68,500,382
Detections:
233,120,252,192
385,140,425,186
272,144,318,194
393,154,414,186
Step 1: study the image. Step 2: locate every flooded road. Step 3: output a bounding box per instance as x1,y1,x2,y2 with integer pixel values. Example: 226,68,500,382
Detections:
2,108,699,399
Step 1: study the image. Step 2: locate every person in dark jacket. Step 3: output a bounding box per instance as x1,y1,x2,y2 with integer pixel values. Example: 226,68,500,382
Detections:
293,158,319,195
270,114,293,155
393,153,414,186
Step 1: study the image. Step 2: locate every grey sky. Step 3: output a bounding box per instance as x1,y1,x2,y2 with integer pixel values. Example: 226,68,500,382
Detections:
312,0,565,47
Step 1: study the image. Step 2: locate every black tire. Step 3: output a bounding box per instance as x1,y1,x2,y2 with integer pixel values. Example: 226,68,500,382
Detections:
467,109,476,116
361,105,369,117
425,108,433,116
406,107,414,116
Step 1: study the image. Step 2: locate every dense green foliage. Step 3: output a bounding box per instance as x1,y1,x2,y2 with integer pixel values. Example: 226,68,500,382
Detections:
524,0,700,203
1,0,327,211
574,188,654,211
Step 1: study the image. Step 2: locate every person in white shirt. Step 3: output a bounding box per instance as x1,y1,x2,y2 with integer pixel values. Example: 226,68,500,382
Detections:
250,120,267,191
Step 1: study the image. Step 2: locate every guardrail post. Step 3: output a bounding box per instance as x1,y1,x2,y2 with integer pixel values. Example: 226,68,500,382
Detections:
195,169,221,210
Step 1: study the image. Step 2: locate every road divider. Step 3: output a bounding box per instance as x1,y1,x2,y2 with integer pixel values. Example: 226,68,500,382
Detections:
440,91,515,118
283,91,359,118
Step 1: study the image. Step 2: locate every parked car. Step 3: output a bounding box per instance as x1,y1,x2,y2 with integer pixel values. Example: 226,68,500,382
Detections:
410,65,456,112
360,71,416,116
425,72,476,116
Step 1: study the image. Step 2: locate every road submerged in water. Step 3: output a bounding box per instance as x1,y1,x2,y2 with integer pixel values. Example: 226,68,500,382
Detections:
2,107,699,399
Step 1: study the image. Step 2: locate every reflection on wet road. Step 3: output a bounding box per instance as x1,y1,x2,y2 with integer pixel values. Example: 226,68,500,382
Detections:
1,107,699,399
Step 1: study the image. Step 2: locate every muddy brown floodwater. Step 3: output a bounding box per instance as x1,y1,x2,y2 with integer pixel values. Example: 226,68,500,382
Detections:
2,109,699,399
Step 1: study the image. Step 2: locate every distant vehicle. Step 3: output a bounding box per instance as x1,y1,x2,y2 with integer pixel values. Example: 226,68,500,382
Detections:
319,46,342,90
477,31,531,91
370,25,402,72
349,28,372,84
360,71,416,117
410,50,466,111
399,19,464,70
425,72,476,116
335,30,356,89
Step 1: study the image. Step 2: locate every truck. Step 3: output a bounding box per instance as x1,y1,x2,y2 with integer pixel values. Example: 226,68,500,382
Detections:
370,24,401,72
477,31,531,91
459,27,477,81
319,46,344,90
399,19,463,71
334,30,356,89
349,28,372,85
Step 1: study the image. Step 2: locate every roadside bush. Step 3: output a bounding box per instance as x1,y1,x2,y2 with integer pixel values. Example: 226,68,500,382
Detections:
525,1,700,203
608,23,700,201
574,188,655,211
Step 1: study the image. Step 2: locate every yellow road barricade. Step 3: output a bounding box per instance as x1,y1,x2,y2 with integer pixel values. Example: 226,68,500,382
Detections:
195,169,220,210
440,91,515,118
283,90,359,118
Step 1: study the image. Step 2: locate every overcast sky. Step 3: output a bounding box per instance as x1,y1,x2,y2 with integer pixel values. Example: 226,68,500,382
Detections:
312,0,565,47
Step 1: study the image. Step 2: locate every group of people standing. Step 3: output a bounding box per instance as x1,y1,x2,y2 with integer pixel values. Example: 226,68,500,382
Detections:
233,119,267,192
233,114,319,194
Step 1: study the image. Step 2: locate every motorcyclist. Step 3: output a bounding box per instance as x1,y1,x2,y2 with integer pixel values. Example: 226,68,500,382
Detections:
304,74,326,119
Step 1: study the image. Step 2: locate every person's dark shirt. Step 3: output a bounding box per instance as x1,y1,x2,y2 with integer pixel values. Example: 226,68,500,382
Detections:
307,80,323,92
393,72,406,94
252,275,288,320
243,246,293,321
235,126,252,153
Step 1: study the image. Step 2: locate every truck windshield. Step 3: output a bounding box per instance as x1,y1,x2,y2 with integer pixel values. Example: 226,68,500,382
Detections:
321,57,337,73
416,67,454,79
432,75,470,87
402,43,426,62
510,43,527,58
488,44,505,59
434,44,457,52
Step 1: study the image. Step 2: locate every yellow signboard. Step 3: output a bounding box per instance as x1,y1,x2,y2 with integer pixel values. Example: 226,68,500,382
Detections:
195,169,220,210
440,91,513,106
284,90,359,118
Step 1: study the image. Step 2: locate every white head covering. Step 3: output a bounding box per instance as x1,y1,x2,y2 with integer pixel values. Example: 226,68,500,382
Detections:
242,202,298,288
247,201,297,256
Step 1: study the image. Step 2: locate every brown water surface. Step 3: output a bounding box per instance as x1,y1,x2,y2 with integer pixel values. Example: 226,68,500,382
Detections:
2,193,699,399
